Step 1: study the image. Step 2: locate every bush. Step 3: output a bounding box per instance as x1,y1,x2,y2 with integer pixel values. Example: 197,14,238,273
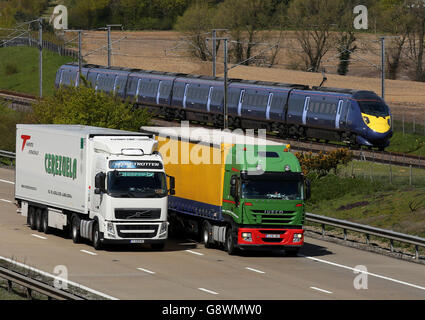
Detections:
295,148,353,177
0,100,28,152
29,85,152,131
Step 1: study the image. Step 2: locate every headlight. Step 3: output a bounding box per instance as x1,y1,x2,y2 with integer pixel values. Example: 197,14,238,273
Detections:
107,222,115,235
242,232,252,242
363,116,370,124
292,233,303,243
160,222,168,234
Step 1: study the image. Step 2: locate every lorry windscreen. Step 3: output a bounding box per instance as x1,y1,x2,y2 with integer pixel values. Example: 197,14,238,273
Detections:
107,171,167,198
242,179,302,200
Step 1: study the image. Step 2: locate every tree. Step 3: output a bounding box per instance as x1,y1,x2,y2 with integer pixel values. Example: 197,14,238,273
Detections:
174,1,216,61
287,0,342,72
215,0,276,66
29,85,152,131
405,0,425,81
375,0,412,79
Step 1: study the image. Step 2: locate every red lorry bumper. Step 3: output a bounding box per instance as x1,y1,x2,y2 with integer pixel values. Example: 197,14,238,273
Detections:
237,228,304,247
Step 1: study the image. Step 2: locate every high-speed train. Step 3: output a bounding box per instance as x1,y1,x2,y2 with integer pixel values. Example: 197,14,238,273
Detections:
55,63,393,149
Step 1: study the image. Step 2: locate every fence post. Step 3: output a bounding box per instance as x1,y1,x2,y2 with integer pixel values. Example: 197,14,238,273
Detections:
402,112,405,136
410,164,412,186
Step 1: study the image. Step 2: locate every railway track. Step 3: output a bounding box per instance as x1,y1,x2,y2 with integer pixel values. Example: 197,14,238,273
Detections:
2,90,424,169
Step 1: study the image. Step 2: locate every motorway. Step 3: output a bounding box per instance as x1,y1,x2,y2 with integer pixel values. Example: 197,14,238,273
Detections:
1,167,425,300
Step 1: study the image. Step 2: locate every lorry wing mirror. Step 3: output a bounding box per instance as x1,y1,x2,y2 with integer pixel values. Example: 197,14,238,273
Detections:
230,175,239,205
305,179,311,200
167,175,175,195
95,172,106,193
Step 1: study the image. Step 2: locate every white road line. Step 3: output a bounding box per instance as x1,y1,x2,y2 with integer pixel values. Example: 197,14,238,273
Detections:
0,256,118,300
0,199,12,203
245,267,266,274
137,267,156,275
80,249,98,256
31,234,47,240
303,255,425,292
0,179,14,185
185,249,204,256
198,288,219,295
310,286,333,294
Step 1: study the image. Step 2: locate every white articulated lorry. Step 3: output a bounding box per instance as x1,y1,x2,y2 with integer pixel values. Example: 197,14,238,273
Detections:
15,124,174,250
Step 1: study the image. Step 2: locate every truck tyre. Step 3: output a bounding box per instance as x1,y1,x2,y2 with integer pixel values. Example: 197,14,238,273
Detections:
28,207,36,230
41,210,50,234
151,243,165,251
203,221,212,249
92,222,102,250
225,226,237,255
71,216,81,244
35,208,43,232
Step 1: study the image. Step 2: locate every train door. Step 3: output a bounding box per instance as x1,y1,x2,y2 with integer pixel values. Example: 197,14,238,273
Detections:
237,90,246,116
302,96,311,125
156,81,162,105
336,99,349,130
265,93,274,120
182,83,190,109
335,100,344,129
207,87,213,112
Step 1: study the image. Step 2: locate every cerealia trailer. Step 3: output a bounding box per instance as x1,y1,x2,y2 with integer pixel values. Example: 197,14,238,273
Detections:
15,124,175,250
141,126,310,255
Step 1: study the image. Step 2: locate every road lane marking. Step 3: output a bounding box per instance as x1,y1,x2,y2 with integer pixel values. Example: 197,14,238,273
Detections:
310,286,333,294
0,199,13,203
137,267,156,275
245,267,265,274
303,255,425,292
198,288,219,295
31,234,47,240
0,256,118,300
185,250,204,256
80,249,98,256
0,179,14,185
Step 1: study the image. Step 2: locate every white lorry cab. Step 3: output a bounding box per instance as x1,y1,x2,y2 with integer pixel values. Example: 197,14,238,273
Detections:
15,124,174,250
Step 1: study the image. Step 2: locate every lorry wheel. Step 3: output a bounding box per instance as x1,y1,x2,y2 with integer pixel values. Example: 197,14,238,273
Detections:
35,208,43,232
151,243,165,251
225,227,237,256
71,216,81,244
92,222,102,250
28,207,36,230
42,210,50,234
203,221,212,249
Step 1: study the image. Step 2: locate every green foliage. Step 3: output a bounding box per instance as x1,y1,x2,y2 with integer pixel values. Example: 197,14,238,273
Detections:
307,173,390,204
0,101,28,152
386,131,425,155
30,85,152,132
295,148,353,177
65,0,189,30
4,62,18,76
0,46,74,96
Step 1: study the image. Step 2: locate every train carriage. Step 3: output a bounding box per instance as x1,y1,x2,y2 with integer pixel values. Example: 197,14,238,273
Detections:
55,63,392,150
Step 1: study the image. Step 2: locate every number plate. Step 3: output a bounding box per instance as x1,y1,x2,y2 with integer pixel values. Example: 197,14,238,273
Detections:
130,240,145,243
265,234,280,238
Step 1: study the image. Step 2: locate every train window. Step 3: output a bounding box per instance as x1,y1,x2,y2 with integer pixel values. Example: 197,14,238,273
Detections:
357,100,389,117
160,83,172,96
270,96,285,111
211,88,224,104
319,103,326,114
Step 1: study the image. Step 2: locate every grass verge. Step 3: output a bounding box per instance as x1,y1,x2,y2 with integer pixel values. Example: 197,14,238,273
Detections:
0,46,74,97
306,171,425,238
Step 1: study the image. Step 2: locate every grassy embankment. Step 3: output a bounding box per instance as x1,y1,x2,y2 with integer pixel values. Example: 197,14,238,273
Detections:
0,46,74,97
306,160,425,239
